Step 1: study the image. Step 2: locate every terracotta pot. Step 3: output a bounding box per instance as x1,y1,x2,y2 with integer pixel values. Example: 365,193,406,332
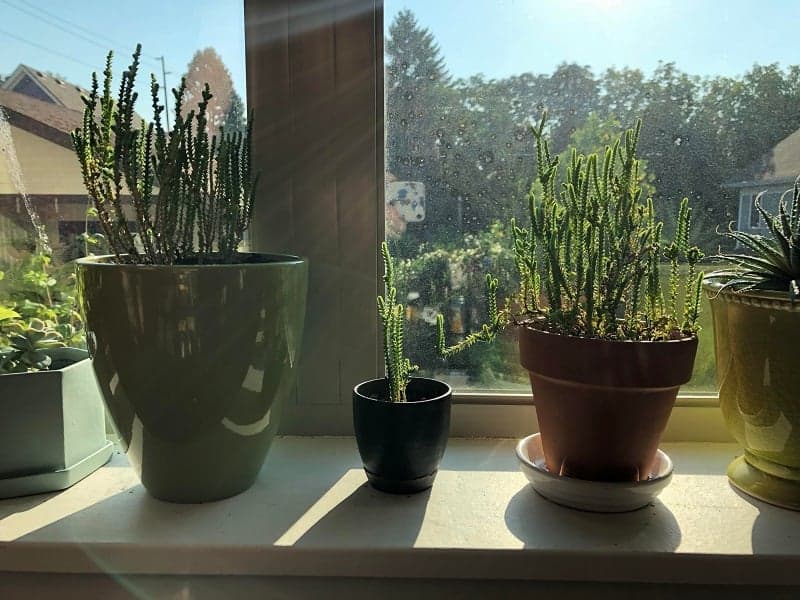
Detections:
353,377,451,494
519,326,697,482
706,282,800,510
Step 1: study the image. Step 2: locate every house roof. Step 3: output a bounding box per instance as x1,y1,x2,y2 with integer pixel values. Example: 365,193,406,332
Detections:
1,65,90,112
729,128,800,188
0,89,82,149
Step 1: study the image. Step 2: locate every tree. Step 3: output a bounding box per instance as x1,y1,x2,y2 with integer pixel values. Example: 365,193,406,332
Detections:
436,75,535,234
223,89,247,137
543,63,599,152
599,63,726,249
182,48,234,139
385,10,454,249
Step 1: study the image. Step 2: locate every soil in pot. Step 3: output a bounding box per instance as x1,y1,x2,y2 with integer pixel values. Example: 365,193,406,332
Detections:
353,377,451,494
519,325,698,482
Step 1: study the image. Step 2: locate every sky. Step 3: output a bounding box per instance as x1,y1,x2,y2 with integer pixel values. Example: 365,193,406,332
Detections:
386,0,800,80
0,0,246,104
2,0,798,112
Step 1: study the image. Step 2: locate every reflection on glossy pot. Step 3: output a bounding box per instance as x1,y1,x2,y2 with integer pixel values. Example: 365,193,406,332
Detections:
708,284,800,510
76,254,308,503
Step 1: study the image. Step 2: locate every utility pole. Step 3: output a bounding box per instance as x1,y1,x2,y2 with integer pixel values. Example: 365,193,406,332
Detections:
157,56,171,130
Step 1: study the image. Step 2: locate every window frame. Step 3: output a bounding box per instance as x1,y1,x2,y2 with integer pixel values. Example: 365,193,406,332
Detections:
243,0,725,439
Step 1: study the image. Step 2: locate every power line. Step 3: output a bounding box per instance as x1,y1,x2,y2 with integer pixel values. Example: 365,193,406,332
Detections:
14,0,126,52
0,28,101,71
3,0,161,69
2,0,125,56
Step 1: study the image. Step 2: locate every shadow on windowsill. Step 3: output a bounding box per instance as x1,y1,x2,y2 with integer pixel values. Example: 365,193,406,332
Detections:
729,486,800,555
504,486,682,552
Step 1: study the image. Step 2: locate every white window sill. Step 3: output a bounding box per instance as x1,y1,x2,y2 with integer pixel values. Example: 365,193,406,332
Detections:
1,438,798,593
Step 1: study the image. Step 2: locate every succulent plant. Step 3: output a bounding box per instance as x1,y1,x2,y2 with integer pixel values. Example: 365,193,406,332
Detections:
71,44,256,265
0,317,66,374
508,113,704,340
380,241,497,402
706,180,800,300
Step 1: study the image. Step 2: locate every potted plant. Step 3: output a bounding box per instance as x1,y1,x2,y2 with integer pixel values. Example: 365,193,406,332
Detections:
704,184,800,510
71,46,308,503
438,114,704,482
0,312,111,498
353,242,498,494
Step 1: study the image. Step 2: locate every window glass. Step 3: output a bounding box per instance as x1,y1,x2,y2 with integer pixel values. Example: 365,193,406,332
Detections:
749,194,761,228
0,0,245,359
385,0,800,393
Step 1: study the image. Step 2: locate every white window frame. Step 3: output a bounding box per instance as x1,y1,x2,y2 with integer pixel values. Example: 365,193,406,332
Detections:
243,0,726,440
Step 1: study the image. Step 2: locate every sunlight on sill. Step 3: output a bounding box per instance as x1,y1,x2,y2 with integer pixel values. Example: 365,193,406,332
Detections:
0,457,136,542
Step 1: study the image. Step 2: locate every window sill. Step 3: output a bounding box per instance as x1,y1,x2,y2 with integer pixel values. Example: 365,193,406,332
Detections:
1,438,798,591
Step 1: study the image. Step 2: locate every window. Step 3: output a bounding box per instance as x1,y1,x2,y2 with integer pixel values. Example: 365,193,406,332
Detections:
384,0,800,397
5,1,789,435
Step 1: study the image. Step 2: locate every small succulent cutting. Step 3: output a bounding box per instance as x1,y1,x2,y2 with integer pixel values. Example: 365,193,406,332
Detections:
379,241,497,402
706,180,800,301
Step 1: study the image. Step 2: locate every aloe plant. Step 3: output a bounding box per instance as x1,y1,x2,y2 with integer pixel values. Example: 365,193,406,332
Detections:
706,180,800,300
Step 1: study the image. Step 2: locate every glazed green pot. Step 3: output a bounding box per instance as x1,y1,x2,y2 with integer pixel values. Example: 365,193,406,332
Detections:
706,282,800,510
76,253,308,503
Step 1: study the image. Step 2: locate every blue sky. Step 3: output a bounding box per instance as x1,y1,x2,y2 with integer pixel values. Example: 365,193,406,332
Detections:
0,0,245,103
1,0,798,111
386,0,800,80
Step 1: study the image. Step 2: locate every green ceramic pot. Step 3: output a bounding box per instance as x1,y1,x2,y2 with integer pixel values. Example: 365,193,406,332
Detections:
76,253,308,503
0,348,112,498
706,282,800,510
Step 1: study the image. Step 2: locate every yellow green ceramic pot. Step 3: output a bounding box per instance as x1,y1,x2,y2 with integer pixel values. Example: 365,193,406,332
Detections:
76,253,307,503
706,282,800,510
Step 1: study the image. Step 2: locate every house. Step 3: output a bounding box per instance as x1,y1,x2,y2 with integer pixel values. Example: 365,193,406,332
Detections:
727,129,800,235
2,64,90,112
0,68,130,263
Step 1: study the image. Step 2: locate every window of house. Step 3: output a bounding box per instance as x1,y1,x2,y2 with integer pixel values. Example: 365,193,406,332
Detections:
384,0,800,396
749,193,762,228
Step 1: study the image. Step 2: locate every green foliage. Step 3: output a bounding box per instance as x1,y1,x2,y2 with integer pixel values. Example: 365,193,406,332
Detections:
223,89,247,138
0,317,66,374
71,44,257,265
0,253,85,350
706,179,800,300
385,10,800,260
393,223,524,384
511,113,704,340
0,303,18,322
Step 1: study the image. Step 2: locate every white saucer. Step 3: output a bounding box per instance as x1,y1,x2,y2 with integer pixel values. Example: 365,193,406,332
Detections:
515,433,673,513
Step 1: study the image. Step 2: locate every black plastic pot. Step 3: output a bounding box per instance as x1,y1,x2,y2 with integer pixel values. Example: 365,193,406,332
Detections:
353,377,452,494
